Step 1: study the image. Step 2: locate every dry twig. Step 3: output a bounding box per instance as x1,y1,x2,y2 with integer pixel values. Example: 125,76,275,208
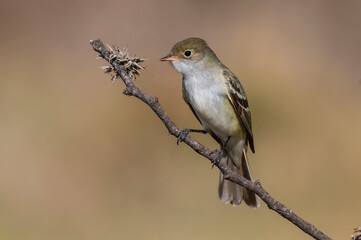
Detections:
90,39,332,240
352,227,361,240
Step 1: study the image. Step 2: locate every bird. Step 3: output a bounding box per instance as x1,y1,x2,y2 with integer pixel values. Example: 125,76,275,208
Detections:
161,37,259,207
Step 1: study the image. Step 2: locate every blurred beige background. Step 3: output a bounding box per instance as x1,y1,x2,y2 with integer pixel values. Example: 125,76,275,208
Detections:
1,0,361,239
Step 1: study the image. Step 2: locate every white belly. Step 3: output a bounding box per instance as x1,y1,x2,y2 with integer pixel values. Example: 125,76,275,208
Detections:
183,72,242,141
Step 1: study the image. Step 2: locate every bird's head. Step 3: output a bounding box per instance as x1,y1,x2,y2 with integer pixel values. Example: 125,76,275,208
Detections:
161,37,220,74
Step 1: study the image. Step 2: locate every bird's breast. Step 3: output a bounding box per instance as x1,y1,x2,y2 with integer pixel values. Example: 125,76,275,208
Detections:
182,71,242,139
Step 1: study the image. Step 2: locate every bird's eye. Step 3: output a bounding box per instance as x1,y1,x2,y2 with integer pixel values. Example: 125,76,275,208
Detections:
184,50,192,57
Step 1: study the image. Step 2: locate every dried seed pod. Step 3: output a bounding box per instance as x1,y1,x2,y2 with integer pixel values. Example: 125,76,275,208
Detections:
98,44,146,80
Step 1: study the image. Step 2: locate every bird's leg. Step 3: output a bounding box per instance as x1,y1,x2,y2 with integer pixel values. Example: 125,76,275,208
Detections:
211,136,231,168
177,128,207,145
223,136,231,148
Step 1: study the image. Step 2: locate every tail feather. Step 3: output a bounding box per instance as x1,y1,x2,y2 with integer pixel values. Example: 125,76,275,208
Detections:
241,149,260,208
218,149,260,208
218,156,243,205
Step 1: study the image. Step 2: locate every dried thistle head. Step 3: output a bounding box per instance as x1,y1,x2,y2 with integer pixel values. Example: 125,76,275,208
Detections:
99,44,146,81
352,227,361,240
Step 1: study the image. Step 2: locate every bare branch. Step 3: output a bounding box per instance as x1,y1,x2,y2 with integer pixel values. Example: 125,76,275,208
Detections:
90,39,332,240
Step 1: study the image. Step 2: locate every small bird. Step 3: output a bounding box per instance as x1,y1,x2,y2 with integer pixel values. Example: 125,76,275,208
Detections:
161,37,259,207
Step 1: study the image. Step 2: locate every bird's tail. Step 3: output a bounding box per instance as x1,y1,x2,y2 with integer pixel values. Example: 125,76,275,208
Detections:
218,149,260,208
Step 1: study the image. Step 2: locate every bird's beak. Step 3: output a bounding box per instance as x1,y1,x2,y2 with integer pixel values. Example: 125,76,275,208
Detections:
160,55,181,61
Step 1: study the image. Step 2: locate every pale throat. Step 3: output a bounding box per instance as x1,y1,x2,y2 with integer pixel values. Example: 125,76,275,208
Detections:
171,59,207,77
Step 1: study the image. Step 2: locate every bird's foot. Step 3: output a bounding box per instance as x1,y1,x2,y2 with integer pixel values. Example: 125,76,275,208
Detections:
177,128,191,145
177,128,207,145
209,136,231,168
210,148,226,168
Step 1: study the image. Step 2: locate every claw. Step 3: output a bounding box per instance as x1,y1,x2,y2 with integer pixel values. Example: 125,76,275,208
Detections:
211,148,225,168
177,128,190,145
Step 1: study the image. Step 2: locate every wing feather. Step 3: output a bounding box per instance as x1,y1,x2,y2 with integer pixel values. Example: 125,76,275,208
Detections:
223,69,255,153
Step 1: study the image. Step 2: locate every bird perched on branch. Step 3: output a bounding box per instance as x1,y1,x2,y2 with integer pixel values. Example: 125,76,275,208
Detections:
161,37,259,207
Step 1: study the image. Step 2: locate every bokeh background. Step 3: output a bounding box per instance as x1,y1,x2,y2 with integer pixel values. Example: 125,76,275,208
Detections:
1,0,360,239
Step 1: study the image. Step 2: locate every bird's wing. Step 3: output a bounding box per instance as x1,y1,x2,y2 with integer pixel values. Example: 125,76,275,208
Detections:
223,69,255,153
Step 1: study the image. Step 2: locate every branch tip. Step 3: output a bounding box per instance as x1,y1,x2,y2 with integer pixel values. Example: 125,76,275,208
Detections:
91,39,145,81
